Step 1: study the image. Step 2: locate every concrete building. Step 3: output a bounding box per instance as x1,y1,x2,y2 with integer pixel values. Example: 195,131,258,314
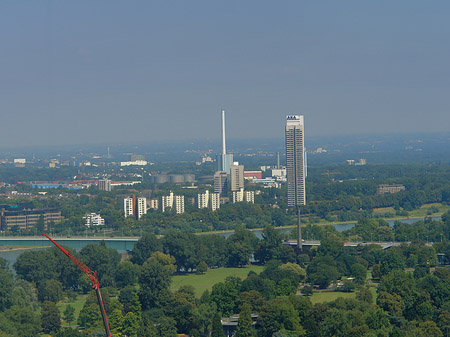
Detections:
162,192,185,214
232,188,244,203
245,190,255,203
198,190,210,209
148,199,159,210
285,115,306,207
376,184,406,195
0,203,61,231
98,179,112,191
285,115,306,249
210,192,221,211
83,213,105,226
214,171,228,197
123,195,147,219
230,163,244,192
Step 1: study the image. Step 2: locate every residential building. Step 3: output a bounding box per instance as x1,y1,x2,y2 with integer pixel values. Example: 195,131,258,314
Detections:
123,195,147,219
198,190,210,209
214,171,228,197
83,213,105,226
230,163,244,192
376,184,406,195
210,192,221,211
148,199,159,210
232,188,245,203
162,192,185,214
98,179,112,192
245,190,255,203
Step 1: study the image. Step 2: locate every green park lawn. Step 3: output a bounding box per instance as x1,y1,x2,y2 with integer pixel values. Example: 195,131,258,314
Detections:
57,294,88,327
310,291,356,304
171,265,264,297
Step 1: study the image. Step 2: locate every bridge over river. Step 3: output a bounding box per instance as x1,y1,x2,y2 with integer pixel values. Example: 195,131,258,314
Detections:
0,236,139,251
0,235,410,252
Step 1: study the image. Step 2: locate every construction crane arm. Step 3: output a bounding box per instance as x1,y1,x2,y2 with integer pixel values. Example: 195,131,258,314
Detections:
42,233,112,337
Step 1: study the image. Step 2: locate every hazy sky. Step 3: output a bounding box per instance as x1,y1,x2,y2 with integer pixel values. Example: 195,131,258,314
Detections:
2,1,450,147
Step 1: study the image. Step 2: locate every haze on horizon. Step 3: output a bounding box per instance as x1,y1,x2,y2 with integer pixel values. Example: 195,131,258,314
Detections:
2,1,450,148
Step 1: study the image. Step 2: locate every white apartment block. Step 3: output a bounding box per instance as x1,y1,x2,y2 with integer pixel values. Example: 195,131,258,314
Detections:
198,190,221,211
232,188,245,203
245,190,255,203
162,192,185,214
123,197,134,218
210,192,221,211
149,199,159,210
198,190,210,209
136,197,147,219
123,196,147,219
83,213,105,226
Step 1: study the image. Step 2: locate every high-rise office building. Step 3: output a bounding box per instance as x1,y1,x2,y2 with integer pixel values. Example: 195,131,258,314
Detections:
214,171,228,197
285,115,306,249
230,163,244,192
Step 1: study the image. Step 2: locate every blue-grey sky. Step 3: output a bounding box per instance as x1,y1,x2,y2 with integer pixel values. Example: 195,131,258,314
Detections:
2,1,450,147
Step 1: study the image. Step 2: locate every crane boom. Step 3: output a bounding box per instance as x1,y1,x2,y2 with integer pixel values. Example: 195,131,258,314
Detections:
42,233,112,337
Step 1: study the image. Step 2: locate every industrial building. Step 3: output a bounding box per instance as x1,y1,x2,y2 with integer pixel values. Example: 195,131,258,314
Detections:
0,203,61,231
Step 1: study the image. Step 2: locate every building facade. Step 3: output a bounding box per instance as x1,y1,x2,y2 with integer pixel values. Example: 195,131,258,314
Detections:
214,171,228,197
98,179,112,192
285,115,306,207
230,164,244,192
123,196,147,219
162,192,185,214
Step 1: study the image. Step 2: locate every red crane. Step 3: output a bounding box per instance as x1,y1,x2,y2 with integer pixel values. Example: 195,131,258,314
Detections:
42,233,112,337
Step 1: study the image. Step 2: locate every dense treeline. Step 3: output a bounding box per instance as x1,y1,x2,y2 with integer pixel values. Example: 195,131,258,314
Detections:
2,213,450,335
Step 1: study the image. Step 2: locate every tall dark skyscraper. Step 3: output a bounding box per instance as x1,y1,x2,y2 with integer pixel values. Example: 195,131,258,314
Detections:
285,115,306,248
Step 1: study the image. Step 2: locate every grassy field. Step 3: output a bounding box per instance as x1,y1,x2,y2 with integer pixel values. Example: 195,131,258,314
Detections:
171,265,265,297
57,294,88,327
310,291,356,304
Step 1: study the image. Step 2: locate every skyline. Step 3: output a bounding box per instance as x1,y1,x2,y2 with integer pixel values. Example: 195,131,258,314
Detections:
2,1,450,147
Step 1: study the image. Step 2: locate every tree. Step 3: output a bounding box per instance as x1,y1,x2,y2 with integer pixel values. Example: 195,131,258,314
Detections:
211,280,239,317
138,258,173,309
257,299,304,337
123,312,140,337
254,225,283,263
211,311,225,337
0,264,13,311
236,303,254,337
109,308,124,335
350,263,367,284
115,260,140,288
306,256,340,289
131,233,162,265
41,301,61,334
55,328,86,337
380,251,406,276
38,279,64,303
197,261,208,274
63,304,75,324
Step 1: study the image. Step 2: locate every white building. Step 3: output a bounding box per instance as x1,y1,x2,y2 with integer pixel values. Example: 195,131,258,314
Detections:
198,190,210,209
162,192,185,214
136,197,147,219
245,190,255,203
123,196,147,219
198,190,220,211
210,192,221,211
98,179,112,191
83,213,105,226
123,197,134,218
148,199,159,210
232,188,245,203
120,160,148,166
